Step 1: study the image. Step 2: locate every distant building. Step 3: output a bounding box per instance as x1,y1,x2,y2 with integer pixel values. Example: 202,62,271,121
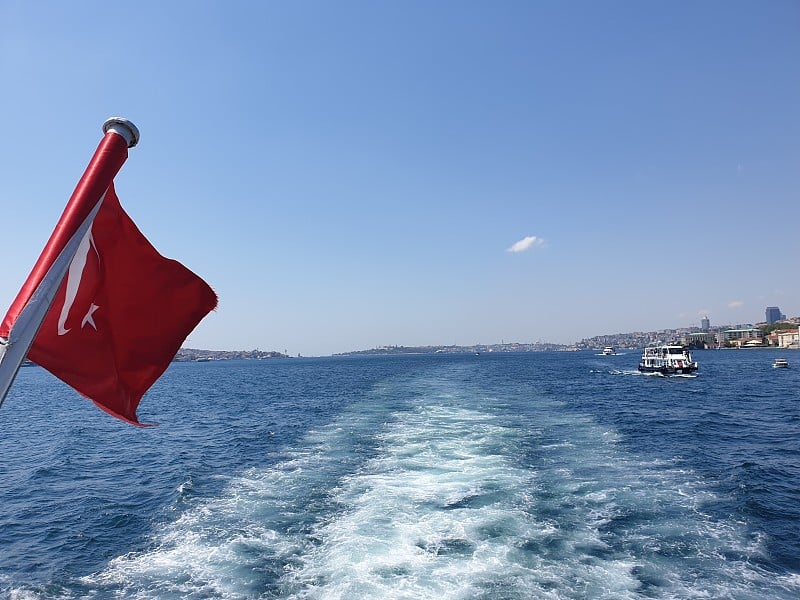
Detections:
686,332,715,348
777,328,799,349
701,316,710,331
766,306,785,324
718,328,762,348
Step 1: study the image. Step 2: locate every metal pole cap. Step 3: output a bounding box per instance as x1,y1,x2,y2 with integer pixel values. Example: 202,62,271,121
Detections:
102,117,140,148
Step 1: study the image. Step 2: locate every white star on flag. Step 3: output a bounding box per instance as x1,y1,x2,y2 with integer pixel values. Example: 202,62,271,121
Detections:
81,303,100,330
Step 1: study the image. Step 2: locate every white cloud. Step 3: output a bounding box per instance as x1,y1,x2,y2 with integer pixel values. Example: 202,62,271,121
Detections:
728,300,744,309
507,235,543,253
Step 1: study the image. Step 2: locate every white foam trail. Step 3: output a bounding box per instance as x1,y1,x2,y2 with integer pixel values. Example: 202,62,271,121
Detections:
78,367,800,599
80,418,371,598
282,402,643,599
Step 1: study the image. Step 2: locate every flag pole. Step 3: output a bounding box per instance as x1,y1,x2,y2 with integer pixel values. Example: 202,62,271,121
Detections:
0,118,140,411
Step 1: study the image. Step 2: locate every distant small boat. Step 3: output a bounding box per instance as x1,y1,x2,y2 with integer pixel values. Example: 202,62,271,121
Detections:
773,358,789,369
602,347,615,355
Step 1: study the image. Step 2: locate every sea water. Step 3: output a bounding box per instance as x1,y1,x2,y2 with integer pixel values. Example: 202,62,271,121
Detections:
0,350,798,598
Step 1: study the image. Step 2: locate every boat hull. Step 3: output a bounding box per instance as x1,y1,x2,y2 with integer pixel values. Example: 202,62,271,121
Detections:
638,363,698,375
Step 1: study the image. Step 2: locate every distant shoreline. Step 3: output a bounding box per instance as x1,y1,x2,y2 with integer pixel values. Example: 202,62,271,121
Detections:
173,343,798,361
175,319,799,360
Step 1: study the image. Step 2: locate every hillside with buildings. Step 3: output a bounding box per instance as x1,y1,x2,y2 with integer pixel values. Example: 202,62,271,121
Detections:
175,307,800,359
578,307,800,351
337,307,800,356
174,348,291,361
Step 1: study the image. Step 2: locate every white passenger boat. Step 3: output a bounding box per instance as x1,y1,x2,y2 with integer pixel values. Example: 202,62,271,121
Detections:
602,347,615,355
638,345,698,375
773,358,789,369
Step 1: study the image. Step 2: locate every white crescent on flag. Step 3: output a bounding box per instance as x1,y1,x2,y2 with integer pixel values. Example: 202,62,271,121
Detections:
57,227,99,336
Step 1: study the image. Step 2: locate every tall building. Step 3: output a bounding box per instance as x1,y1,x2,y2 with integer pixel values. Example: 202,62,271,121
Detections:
766,306,785,324
701,316,710,331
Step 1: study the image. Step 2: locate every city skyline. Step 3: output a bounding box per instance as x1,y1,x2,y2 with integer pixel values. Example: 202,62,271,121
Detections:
1,2,798,357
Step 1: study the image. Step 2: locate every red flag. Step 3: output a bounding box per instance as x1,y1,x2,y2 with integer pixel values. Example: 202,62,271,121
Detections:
25,184,217,425
0,120,216,425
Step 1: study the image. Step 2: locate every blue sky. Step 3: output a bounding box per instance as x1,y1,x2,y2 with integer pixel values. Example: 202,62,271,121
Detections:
1,1,798,356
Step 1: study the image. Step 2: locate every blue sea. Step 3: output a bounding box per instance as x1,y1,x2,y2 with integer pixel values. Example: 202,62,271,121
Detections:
1,350,799,599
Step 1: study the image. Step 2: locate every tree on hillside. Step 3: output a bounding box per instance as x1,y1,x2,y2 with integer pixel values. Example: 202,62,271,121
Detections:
760,322,798,335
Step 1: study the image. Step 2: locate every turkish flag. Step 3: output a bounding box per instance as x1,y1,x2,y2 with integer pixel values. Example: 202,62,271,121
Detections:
26,184,217,425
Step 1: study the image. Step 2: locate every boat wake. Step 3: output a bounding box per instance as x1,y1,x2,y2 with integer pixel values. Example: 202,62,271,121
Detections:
72,366,796,599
